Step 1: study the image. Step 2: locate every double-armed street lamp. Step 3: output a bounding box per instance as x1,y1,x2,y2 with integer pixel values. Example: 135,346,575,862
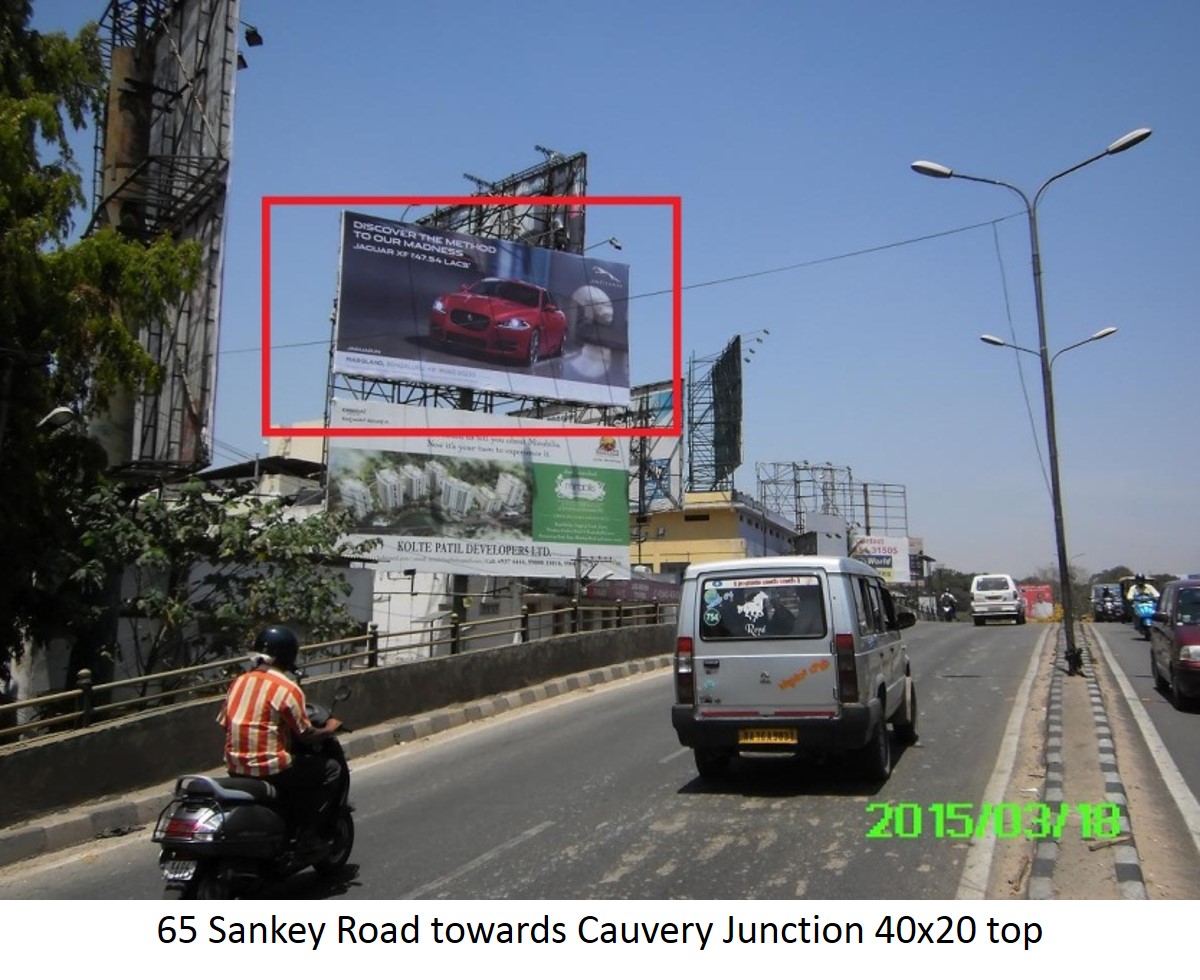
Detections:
911,127,1151,672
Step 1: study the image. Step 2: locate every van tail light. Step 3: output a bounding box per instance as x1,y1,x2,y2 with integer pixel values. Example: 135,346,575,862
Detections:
675,636,695,704
834,633,858,702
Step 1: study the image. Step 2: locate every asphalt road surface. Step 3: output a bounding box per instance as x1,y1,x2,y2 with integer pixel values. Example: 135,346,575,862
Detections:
1094,621,1200,800
0,622,1043,900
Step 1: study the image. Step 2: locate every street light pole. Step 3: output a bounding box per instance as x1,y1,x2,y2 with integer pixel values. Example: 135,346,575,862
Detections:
912,127,1150,674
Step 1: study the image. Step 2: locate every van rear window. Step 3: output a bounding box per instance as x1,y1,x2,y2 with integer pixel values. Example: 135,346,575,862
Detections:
975,577,1012,591
698,575,827,640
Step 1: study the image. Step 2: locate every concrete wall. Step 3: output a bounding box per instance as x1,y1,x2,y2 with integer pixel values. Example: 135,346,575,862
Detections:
0,624,674,828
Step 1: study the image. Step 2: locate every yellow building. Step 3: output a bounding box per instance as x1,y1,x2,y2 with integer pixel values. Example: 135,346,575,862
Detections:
631,491,801,579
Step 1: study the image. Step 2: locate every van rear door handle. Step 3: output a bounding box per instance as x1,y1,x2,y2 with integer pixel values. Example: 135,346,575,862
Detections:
702,660,720,670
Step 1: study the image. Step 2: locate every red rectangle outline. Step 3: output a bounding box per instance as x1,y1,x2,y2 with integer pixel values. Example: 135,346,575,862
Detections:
261,195,683,439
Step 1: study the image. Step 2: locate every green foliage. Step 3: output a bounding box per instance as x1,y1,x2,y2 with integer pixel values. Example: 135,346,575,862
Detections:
1091,565,1133,585
68,482,381,676
0,5,202,663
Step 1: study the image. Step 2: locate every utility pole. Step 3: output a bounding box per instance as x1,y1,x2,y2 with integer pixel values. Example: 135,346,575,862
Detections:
451,386,474,629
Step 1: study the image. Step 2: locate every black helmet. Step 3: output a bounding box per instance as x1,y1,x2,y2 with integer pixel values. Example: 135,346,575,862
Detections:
253,625,300,671
1135,573,1146,586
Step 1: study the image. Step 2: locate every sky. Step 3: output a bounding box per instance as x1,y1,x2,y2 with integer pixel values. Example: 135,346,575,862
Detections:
33,0,1200,582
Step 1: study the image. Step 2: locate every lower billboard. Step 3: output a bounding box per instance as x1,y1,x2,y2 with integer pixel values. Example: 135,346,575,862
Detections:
327,400,631,578
849,536,912,584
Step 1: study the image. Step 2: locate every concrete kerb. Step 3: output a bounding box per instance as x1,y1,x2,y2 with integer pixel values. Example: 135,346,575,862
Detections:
1025,625,1147,900
0,653,673,872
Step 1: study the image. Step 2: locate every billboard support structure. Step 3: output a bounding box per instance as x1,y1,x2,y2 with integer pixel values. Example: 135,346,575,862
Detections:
89,0,240,477
686,336,743,493
756,461,909,537
418,152,588,254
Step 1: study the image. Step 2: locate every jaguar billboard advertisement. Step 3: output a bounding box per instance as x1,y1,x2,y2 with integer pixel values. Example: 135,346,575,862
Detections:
334,212,630,406
327,400,631,578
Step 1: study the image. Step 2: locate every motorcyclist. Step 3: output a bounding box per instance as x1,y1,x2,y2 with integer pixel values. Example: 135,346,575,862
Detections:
1126,574,1160,603
217,625,343,849
939,589,957,620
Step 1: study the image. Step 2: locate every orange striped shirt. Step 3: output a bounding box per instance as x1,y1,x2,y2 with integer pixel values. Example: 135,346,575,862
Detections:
217,668,313,777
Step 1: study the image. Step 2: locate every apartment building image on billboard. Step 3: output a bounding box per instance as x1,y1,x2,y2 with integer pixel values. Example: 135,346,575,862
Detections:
326,401,629,578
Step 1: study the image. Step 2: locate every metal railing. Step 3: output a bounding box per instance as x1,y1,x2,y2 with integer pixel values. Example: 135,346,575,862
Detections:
0,600,676,745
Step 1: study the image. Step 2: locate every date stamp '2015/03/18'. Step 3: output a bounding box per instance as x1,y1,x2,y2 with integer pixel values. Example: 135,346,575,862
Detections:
866,802,1123,840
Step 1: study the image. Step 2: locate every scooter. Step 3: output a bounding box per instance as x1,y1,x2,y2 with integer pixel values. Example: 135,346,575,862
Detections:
153,684,354,899
940,599,957,622
1130,595,1158,640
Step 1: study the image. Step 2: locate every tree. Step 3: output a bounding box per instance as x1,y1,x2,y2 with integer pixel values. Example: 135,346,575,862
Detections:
0,4,201,664
63,480,380,683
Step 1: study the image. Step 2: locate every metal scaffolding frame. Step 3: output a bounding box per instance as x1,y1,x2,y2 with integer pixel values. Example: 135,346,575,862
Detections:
417,152,588,254
756,461,909,537
90,0,239,473
686,336,742,493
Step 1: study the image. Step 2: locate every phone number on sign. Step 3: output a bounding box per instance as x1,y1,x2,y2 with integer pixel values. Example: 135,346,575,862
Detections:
865,801,1123,840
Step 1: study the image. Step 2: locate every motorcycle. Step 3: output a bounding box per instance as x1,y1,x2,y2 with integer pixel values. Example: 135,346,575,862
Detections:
1130,595,1158,640
153,683,354,900
940,601,957,623
1101,595,1122,622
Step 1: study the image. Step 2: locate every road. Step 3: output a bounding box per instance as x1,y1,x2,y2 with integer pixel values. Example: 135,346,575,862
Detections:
1093,621,1200,801
0,622,1044,900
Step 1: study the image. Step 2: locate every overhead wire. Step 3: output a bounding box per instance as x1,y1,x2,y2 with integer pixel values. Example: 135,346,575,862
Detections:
216,211,1026,358
989,221,1052,499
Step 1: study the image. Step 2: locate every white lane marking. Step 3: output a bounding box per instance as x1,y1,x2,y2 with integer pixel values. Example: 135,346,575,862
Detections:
1091,627,1200,859
659,747,690,765
399,820,556,899
955,625,1049,899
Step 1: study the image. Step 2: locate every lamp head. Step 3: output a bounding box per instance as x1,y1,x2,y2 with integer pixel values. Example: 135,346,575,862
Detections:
243,25,263,47
911,160,954,179
37,406,79,431
1106,128,1151,155
979,334,1007,347
1091,326,1119,340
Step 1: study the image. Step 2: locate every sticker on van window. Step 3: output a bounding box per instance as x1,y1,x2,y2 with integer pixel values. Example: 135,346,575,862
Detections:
709,576,819,589
702,588,731,609
699,577,827,640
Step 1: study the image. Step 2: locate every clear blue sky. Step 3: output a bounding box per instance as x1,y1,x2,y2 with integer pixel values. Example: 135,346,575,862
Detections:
35,0,1199,581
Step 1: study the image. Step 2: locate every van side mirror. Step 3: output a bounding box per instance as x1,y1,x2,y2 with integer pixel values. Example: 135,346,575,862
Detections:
1151,611,1167,623
896,610,917,630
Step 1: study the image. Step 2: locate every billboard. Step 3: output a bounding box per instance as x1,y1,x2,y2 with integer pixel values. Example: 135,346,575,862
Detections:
327,400,631,579
333,212,630,406
850,536,912,584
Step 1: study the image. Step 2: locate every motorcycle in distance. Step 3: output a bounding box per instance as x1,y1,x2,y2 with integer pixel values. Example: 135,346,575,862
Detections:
939,594,957,623
1102,595,1123,622
1130,594,1158,640
153,681,354,899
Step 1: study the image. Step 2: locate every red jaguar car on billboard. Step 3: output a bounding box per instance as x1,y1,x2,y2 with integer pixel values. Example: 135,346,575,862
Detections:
430,278,567,366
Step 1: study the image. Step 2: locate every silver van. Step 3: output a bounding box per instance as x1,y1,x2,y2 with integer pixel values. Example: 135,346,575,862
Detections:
671,555,918,782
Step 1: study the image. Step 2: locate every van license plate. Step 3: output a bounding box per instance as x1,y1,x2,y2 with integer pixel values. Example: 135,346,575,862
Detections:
739,728,797,745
